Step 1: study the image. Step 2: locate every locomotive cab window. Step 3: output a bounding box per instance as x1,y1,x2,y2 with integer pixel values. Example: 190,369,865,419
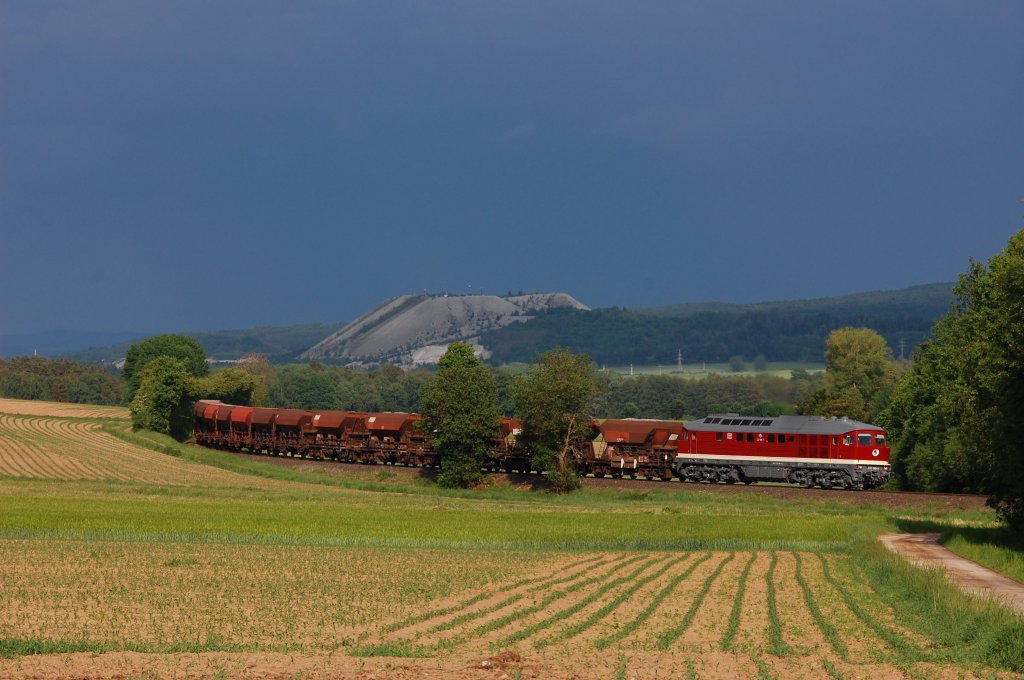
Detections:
768,434,775,443
857,434,872,446
844,435,853,445
875,434,887,447
716,432,723,441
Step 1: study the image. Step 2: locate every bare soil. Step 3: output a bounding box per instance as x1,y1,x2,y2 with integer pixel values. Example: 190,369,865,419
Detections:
0,397,127,419
0,650,1007,680
3,549,1017,679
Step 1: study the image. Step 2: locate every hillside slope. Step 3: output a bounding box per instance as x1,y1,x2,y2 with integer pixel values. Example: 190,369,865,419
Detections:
300,293,589,365
639,282,953,318
481,283,955,365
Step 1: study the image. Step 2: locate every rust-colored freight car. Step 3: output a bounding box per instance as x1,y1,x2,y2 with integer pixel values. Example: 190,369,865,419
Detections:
191,403,889,489
588,419,681,480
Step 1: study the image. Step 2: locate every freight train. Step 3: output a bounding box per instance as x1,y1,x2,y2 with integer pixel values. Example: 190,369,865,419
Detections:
193,401,891,489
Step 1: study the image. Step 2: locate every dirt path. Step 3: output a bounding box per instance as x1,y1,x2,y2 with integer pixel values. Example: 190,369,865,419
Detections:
880,533,1024,614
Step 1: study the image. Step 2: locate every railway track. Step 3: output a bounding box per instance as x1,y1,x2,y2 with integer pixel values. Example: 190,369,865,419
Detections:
216,447,989,511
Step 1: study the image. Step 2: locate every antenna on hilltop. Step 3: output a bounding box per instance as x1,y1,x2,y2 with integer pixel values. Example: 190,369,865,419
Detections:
677,349,683,372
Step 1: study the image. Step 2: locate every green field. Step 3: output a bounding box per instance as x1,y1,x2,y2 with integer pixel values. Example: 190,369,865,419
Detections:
0,400,1022,679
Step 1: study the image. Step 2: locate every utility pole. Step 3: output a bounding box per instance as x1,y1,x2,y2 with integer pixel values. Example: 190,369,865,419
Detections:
677,349,683,372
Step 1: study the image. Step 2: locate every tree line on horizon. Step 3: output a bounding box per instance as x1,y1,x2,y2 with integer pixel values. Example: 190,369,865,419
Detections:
479,304,941,366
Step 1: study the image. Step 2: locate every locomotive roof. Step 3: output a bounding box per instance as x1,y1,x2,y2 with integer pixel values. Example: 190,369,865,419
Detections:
686,414,883,435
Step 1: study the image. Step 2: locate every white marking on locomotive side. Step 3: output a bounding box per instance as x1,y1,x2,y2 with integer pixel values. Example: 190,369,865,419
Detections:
673,452,890,466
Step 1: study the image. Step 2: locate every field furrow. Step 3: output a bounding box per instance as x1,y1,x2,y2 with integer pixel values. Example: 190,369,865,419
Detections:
379,553,622,642
533,552,691,648
0,413,282,486
0,398,128,419
592,552,710,649
820,554,926,656
720,550,759,651
633,550,724,648
676,551,749,651
486,554,670,649
655,551,736,649
801,553,887,663
772,551,830,655
0,423,79,479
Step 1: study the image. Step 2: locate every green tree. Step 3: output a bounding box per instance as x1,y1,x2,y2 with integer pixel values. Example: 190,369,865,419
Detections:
0,357,124,405
879,228,1024,529
729,355,746,372
191,368,256,405
420,342,502,488
123,334,208,400
800,327,901,421
510,349,601,492
268,365,339,410
753,353,768,371
129,356,192,439
237,353,275,406
621,401,640,418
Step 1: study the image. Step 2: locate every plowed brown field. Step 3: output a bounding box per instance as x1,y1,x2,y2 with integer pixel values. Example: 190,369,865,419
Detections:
348,549,990,679
0,397,128,419
0,548,1010,679
0,411,266,486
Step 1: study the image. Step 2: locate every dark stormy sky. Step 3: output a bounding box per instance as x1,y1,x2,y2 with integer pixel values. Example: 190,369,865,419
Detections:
2,1,1022,336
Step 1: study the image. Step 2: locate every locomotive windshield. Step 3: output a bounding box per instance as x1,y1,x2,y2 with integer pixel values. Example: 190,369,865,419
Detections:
875,434,887,447
857,434,872,446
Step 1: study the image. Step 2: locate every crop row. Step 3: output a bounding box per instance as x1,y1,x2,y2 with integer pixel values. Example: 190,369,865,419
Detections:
358,550,958,679
0,414,265,486
0,398,128,420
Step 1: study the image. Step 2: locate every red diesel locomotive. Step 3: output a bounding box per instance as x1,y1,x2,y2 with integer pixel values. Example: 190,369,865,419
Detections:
672,414,890,488
193,401,890,490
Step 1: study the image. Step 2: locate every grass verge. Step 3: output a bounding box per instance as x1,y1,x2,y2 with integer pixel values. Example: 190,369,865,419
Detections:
849,538,1024,673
